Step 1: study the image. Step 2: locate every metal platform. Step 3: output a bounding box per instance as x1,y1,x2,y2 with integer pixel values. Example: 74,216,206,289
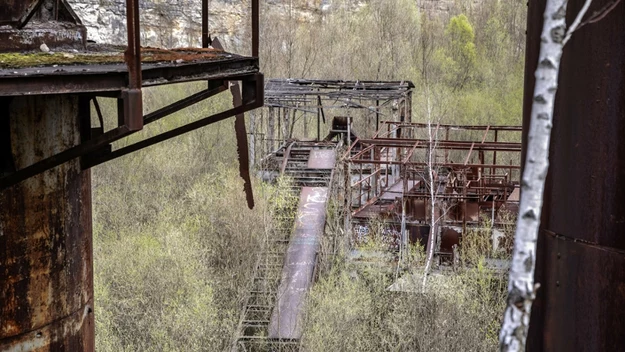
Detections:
0,49,259,96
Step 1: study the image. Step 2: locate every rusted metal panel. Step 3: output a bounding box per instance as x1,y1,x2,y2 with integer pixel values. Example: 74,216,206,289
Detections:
463,201,479,222
540,231,625,351
527,0,625,350
0,0,38,26
268,187,329,340
0,95,94,351
307,149,336,169
0,0,86,52
440,227,461,253
231,82,254,209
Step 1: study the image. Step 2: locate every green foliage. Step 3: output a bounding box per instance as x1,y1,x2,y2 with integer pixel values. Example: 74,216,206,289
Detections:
94,164,269,351
302,261,507,351
92,82,275,350
442,14,478,90
93,1,527,349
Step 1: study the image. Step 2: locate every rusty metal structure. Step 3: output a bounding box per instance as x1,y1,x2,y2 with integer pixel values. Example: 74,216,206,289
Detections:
234,142,337,352
250,79,414,164
0,0,262,350
525,0,625,350
345,121,521,258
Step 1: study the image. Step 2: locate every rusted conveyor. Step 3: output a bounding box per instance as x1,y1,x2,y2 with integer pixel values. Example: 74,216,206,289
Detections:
233,141,336,352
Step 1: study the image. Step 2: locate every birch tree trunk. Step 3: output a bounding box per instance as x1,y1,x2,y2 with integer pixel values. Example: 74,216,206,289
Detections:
499,0,591,350
422,90,437,293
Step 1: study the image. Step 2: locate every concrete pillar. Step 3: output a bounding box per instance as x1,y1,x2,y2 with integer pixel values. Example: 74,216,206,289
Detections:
0,95,94,351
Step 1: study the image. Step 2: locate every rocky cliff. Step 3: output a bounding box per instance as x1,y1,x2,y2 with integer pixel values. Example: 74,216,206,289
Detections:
69,0,328,49
68,0,455,49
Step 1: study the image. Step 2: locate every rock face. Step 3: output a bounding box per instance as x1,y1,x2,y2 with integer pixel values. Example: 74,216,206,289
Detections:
68,0,455,49
68,0,326,49
417,0,455,16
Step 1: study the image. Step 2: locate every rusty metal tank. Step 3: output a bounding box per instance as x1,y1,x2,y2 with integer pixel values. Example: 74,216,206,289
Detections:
0,96,94,351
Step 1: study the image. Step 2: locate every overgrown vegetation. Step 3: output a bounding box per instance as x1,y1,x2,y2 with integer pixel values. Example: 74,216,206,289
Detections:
94,0,525,350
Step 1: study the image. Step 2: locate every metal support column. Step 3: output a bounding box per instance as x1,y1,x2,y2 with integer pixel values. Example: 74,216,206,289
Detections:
0,96,94,351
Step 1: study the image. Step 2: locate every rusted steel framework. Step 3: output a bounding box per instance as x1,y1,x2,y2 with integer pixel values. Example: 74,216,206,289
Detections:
346,122,521,255
525,0,625,350
0,1,263,351
0,0,262,190
253,79,414,164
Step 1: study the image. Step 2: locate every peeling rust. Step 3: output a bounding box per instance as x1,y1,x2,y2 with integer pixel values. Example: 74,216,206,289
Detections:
526,0,625,350
0,95,93,351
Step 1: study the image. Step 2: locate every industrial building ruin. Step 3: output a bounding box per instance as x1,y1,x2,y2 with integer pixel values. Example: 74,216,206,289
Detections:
2,0,624,351
231,79,522,351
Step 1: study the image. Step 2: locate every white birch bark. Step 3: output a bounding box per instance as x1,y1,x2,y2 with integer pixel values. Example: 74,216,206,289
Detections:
499,0,591,350
422,89,437,293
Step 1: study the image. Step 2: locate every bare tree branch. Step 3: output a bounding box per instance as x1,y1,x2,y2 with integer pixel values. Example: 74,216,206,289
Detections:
580,0,622,26
421,86,437,293
563,0,593,45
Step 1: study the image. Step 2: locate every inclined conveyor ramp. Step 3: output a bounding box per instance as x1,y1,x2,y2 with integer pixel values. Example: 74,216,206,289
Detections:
233,142,336,352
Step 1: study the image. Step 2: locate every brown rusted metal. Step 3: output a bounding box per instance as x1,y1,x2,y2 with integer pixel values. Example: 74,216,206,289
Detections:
0,0,86,52
0,55,258,97
0,0,37,26
81,74,264,169
268,187,329,341
0,1,265,350
252,0,259,57
345,121,521,252
124,0,143,132
202,0,210,48
0,26,87,53
210,37,255,209
0,95,94,351
527,0,625,350
231,82,255,209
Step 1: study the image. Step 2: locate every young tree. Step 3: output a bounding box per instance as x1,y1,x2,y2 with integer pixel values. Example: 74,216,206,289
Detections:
442,14,478,91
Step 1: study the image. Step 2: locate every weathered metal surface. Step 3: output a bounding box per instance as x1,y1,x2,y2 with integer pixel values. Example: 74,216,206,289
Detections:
0,0,86,52
202,0,210,48
0,0,37,26
0,95,94,351
231,82,255,209
440,227,461,254
210,37,254,209
540,231,625,351
526,0,625,350
307,149,335,169
268,187,329,340
251,0,259,57
0,53,258,97
81,73,264,169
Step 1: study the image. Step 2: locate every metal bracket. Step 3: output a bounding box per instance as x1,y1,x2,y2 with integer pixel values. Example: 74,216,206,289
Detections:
0,74,263,189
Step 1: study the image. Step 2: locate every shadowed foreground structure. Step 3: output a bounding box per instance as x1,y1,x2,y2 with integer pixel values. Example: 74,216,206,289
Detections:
525,0,625,350
0,0,262,350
